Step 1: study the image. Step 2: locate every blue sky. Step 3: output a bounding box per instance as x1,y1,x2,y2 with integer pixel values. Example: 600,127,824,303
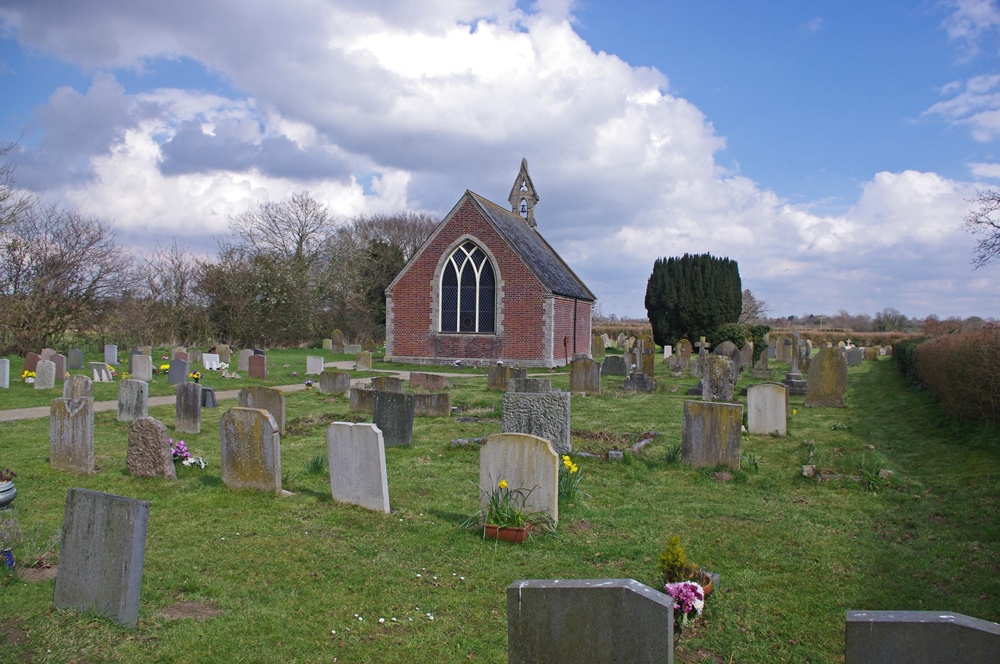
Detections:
1,0,999,320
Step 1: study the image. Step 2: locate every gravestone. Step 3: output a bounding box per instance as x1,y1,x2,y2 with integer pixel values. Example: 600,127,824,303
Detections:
751,352,772,379
355,351,372,371
238,386,286,433
479,433,559,525
412,392,451,417
132,355,153,382
666,355,684,374
343,344,363,355
127,417,176,480
777,337,792,363
488,365,527,390
409,372,450,391
104,344,118,366
805,347,848,407
90,362,113,382
248,354,267,380
782,332,807,396
322,338,333,351
681,400,742,469
201,387,217,408
68,349,84,370
220,407,282,494
569,358,601,395
305,355,325,375
116,379,148,422
24,351,41,373
622,372,655,393
767,344,776,359
714,340,741,379
63,374,93,398
600,355,628,376
502,390,571,454
217,344,231,363
171,346,186,360
127,349,142,374
845,610,1000,664
863,346,879,361
0,358,8,389
175,382,202,434
747,383,788,436
52,488,149,628
507,578,675,664
373,391,416,447
349,387,376,413
846,348,863,366
508,377,552,393
41,347,58,361
363,339,377,352
320,370,351,395
640,348,655,378
370,376,404,393
663,345,672,360
52,353,67,382
202,353,221,371
739,341,754,373
50,397,95,474
331,329,346,346
702,355,736,403
615,333,627,350
591,335,605,360
174,351,190,363
326,422,390,513
189,350,203,364
34,360,56,390
168,359,190,385
140,345,152,357
237,348,253,372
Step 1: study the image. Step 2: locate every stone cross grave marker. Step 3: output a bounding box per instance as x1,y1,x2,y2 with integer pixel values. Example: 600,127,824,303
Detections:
479,433,559,526
63,374,93,398
50,397,95,474
117,379,148,422
127,417,176,480
326,422,390,513
805,346,848,408
502,390,571,454
747,383,788,435
373,391,416,448
320,370,351,395
175,382,203,434
681,400,743,469
305,355,324,375
34,360,56,390
248,354,267,379
238,385,286,434
220,407,282,494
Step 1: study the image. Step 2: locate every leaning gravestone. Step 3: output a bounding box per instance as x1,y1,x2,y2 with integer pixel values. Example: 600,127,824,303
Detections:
237,348,253,372
409,372,450,391
50,397,95,474
570,357,601,396
90,362,113,382
168,359,189,385
34,360,57,390
175,382,202,434
600,355,628,376
63,374,93,398
305,355,325,375
702,355,736,403
370,376,404,393
355,351,373,371
507,578,675,664
132,355,153,382
220,407,282,494
373,391,415,447
479,433,559,525
104,344,118,366
127,417,176,480
238,386,286,434
502,390,571,454
747,383,788,436
681,400,742,469
248,354,267,380
0,358,8,389
116,379,148,422
326,422,390,513
68,349,84,370
52,488,149,628
805,347,848,408
320,370,351,395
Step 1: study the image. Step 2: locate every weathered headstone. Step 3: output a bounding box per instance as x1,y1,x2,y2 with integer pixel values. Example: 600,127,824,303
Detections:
747,383,788,435
363,339,377,352
507,578,675,664
34,360,57,390
752,351,772,379
63,374,93,398
322,338,333,351
238,385,286,433
845,610,1000,664
702,355,736,403
344,344,363,355
846,348,863,366
305,355,324,375
739,341,754,373
767,344,776,359
863,346,879,362
623,371,655,393
217,344,231,363
805,346,848,407
132,355,153,382
52,488,149,628
189,350,203,364
220,407,282,494
117,379,148,422
676,339,693,370
615,333,627,350
508,377,552,393
90,362,113,382
127,417,176,480
370,376,404,393
355,351,373,371
237,348,253,372
140,345,152,357
175,382,202,434
248,354,267,380
412,392,451,416
591,335,605,360
127,349,142,374
51,353,67,382
681,400,742,469
320,370,351,395
479,433,559,525
171,346,186,360
50,397,95,474
782,333,807,395
409,372,450,391
68,349,84,370
777,337,792,363
202,353,221,371
0,358,8,389
331,329,346,346
168,358,190,385
41,347,58,361
600,355,628,376
104,344,118,366
714,340,741,377
326,422,390,513
373,391,416,447
488,365,527,390
349,387,376,413
502,390,571,454
24,351,41,373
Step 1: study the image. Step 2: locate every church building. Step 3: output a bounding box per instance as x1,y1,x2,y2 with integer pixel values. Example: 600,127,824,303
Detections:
384,160,595,367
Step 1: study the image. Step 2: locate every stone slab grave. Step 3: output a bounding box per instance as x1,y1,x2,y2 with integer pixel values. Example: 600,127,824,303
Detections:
320,370,351,395
248,354,267,380
117,379,149,422
701,355,736,402
202,353,221,371
104,344,118,366
322,338,333,351
326,422,390,513
353,351,372,371
479,432,559,525
508,377,551,393
622,372,654,393
747,383,788,436
50,397,95,474
412,392,451,417
502,390,571,455
349,387,376,413
845,610,1000,664
220,407,282,494
0,358,8,389
168,359,190,385
805,346,848,408
370,376,404,393
63,374,93,398
34,359,57,390
570,357,601,396
238,386,286,434
24,351,41,373
600,355,628,376
237,348,253,372
488,365,527,391
52,488,150,628
305,355,324,375
681,400,743,469
89,362,113,383
373,391,415,447
175,382,202,434
507,578,675,664
132,355,153,382
127,417,176,480
68,349,84,370
409,372,451,391
344,343,363,355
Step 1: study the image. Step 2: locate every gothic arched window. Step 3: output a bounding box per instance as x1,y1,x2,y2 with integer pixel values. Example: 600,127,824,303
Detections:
440,241,496,333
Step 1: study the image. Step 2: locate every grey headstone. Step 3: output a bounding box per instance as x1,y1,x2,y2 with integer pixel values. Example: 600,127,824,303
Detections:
767,344,776,359
201,386,217,408
89,362,113,382
305,355,325,375
508,377,552,393
747,383,788,435
34,360,56,390
343,344,363,355
0,358,8,389
49,397,95,473
702,355,736,403
805,347,848,408
349,387,376,413
171,346,186,360
681,400,742,469
127,349,142,374
237,348,253,372
248,354,267,379
370,376,404,393
408,372,451,391
52,488,149,628
846,348,863,366
68,349,84,370
131,355,153,382
63,374,93,399
412,392,451,417
116,379,148,423
238,386,286,434
507,579,674,664
127,417,176,480
845,610,1000,664
103,344,118,366
319,370,351,395
622,372,655,393
502,390,571,455
326,422,390,513
570,357,601,395
480,433,559,524
738,341,754,373
175,382,202,434
217,345,231,363
168,359,190,385
373,391,415,447
600,355,628,376
220,407,282,494
355,351,372,371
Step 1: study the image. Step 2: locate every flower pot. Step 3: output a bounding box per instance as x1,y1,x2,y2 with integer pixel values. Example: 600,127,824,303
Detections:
484,524,531,543
0,481,16,510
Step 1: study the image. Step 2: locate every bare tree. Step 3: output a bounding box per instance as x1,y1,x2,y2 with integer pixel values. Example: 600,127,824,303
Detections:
738,289,769,325
225,191,333,267
964,190,1000,268
0,141,34,230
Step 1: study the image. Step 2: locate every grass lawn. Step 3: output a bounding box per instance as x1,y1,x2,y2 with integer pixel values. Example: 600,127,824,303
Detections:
0,352,997,662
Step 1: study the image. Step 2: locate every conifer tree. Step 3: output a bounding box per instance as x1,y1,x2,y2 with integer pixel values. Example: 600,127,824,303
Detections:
644,253,742,346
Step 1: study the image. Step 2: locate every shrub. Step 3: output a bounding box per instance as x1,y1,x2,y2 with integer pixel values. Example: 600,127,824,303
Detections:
914,329,1000,424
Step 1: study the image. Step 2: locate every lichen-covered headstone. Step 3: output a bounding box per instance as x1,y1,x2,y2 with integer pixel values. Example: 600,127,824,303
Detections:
681,400,742,469
373,391,415,447
34,360,56,390
238,385,285,433
355,351,372,371
591,335,605,360
570,357,601,396
805,347,848,407
349,387,376,413
600,355,628,376
479,433,559,525
216,344,231,363
319,370,351,395
409,372,450,391
676,339,693,370
747,383,788,435
488,366,527,390
331,329,346,346
127,417,176,479
412,392,451,416
220,407,282,494
50,397,95,474
327,422,390,513
702,355,736,403
370,376,403,392
117,379,148,422
502,390,571,454
63,374,93,398
175,382,202,434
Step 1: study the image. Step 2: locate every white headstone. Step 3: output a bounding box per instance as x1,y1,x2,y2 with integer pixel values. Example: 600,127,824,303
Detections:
104,344,118,366
326,422,390,513
306,355,325,375
202,353,221,371
747,383,788,436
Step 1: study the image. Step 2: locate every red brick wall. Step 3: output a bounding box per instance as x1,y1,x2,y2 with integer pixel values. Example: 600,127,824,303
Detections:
552,296,593,363
386,196,552,363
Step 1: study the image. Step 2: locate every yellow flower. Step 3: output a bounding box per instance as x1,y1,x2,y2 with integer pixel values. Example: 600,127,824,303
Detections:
570,464,579,474
498,479,508,489
562,455,573,468
792,408,798,416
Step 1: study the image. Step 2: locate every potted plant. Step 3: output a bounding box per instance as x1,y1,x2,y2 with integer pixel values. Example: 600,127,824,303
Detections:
657,535,711,637
464,478,544,543
0,468,16,511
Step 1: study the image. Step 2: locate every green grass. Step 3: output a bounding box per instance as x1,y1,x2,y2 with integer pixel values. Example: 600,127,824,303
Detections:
0,355,997,662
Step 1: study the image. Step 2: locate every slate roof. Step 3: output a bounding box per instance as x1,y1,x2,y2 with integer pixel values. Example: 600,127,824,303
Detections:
467,191,595,302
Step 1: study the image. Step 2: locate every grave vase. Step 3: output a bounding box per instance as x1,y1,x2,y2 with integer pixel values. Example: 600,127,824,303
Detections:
484,524,532,544
0,480,16,510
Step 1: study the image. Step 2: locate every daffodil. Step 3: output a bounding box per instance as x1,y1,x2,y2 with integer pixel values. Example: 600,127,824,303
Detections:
498,479,508,489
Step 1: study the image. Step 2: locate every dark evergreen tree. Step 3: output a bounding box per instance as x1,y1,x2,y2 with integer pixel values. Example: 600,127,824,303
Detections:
644,253,742,347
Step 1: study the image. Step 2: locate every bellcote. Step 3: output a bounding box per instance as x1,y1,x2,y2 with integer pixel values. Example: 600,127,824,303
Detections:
507,158,539,228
